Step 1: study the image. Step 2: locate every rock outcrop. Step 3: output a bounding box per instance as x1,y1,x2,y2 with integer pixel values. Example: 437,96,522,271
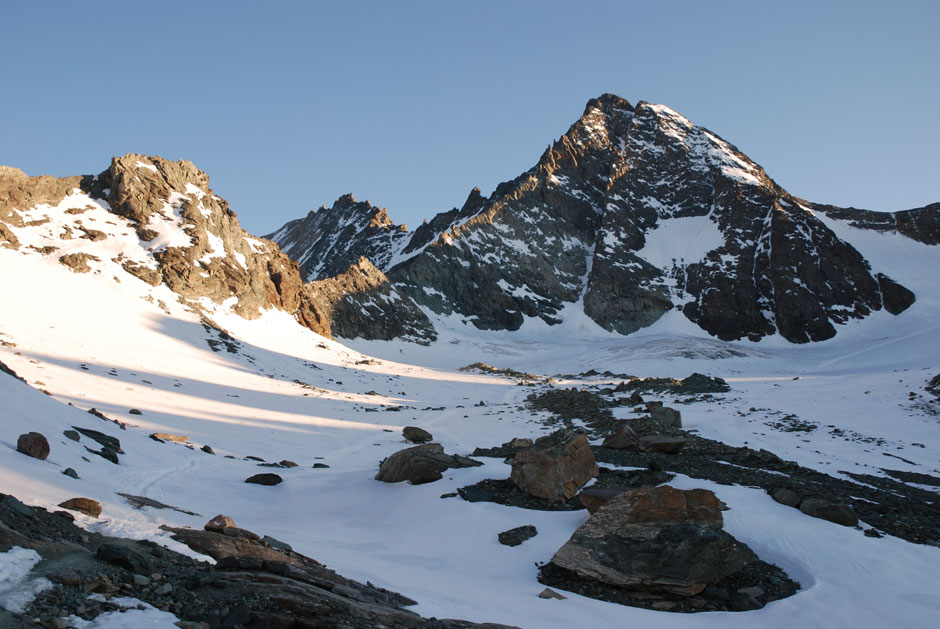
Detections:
0,155,433,344
814,201,940,246
0,493,513,628
299,257,435,343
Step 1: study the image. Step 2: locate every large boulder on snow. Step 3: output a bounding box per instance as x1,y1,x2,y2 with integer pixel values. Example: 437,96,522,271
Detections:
510,430,598,502
16,432,50,460
376,443,481,485
549,485,756,596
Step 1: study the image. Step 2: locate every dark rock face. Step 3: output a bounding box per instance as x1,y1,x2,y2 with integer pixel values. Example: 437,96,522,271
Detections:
510,430,598,502
549,486,757,596
298,257,435,343
16,432,50,460
267,194,410,281
375,443,482,485
814,201,940,246
272,94,924,343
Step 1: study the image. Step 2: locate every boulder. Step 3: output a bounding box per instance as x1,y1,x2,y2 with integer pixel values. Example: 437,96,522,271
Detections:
402,426,432,444
16,432,50,460
549,485,757,596
58,497,102,518
771,487,802,508
205,514,237,532
376,443,481,485
649,406,682,429
799,498,858,526
96,542,155,574
245,473,283,486
502,437,534,449
497,525,538,547
601,425,642,450
510,430,598,502
538,588,567,600
639,436,686,454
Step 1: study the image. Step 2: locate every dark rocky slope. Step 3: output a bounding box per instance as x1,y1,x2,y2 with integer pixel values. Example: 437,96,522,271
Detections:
267,194,410,281
0,493,513,628
272,94,934,343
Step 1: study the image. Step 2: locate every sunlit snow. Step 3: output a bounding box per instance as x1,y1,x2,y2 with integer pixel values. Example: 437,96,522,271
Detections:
1,193,939,628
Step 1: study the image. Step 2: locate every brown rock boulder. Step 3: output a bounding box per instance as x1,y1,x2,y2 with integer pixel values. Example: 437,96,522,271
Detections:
17,432,50,460
550,486,757,596
205,514,237,532
510,430,598,502
59,252,100,273
58,497,102,518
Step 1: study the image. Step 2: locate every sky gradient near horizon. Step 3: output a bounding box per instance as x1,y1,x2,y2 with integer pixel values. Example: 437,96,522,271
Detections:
4,0,938,236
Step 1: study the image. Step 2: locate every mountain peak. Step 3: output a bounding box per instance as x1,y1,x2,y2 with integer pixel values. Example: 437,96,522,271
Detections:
268,194,409,282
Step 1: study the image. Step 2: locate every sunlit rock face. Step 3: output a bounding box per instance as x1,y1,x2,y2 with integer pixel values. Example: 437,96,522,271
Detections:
266,194,410,282
0,155,433,343
272,93,929,343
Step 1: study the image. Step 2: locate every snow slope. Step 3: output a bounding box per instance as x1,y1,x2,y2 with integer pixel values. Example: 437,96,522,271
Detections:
1,204,940,627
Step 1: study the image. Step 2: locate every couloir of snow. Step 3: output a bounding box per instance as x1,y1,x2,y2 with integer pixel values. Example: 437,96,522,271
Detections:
1,198,939,627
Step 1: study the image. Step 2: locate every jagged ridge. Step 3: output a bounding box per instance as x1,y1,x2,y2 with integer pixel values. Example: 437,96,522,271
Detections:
271,93,930,343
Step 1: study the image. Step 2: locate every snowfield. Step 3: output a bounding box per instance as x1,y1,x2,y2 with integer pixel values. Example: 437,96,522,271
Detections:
1,203,939,627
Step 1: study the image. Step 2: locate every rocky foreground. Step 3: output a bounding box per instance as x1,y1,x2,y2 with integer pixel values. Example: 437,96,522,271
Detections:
0,493,514,628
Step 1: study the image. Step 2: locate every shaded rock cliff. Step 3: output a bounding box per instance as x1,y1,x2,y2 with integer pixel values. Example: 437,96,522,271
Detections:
271,93,929,343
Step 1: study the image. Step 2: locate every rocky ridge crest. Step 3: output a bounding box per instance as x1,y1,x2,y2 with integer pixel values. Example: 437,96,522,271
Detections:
272,94,934,343
0,156,433,343
267,194,410,282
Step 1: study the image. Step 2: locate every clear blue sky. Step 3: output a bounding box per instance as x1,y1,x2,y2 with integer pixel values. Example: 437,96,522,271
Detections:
4,0,937,236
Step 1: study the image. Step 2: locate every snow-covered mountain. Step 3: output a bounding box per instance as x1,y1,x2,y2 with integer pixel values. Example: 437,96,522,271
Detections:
266,193,410,282
0,157,434,344
272,94,936,344
1,97,940,628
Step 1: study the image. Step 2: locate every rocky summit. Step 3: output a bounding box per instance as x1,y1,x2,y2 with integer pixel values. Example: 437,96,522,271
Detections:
272,93,936,343
266,193,410,282
0,156,433,343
